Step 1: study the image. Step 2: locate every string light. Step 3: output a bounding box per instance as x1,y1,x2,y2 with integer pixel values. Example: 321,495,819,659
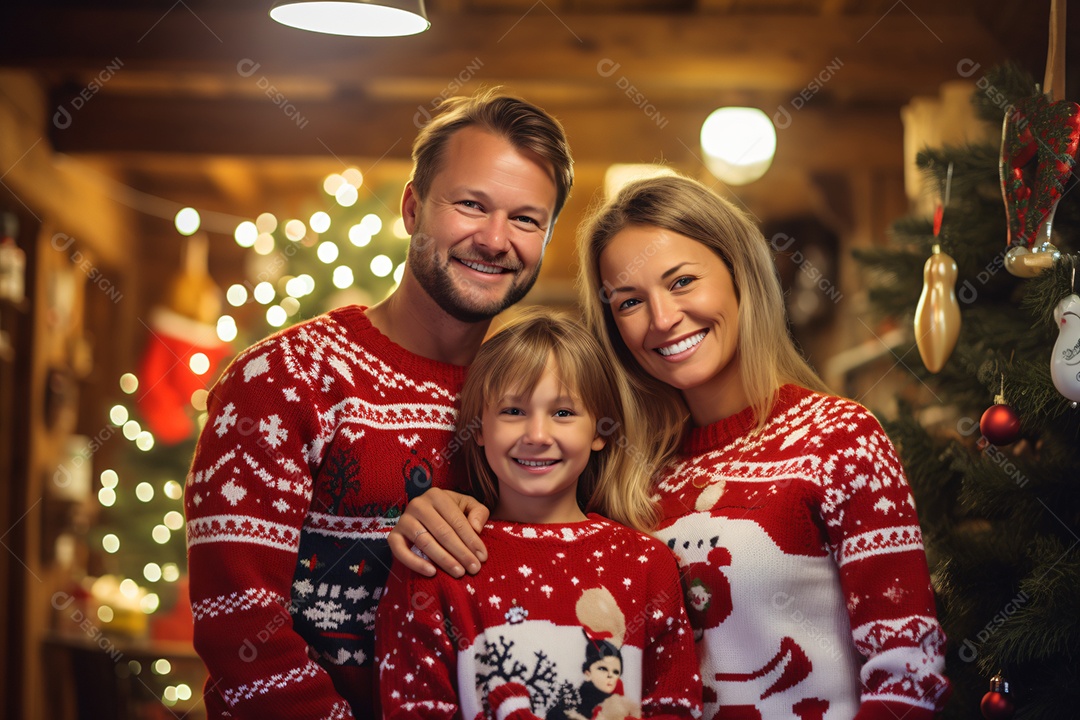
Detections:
163,481,183,500
255,213,278,233
310,211,331,233
101,470,119,488
144,563,162,582
98,487,116,507
136,482,154,502
122,420,142,440
119,373,138,394
349,225,372,247
253,232,276,255
333,266,354,289
371,255,393,277
342,168,363,187
323,173,345,195
217,315,238,342
267,306,288,327
226,284,248,306
285,219,307,242
254,282,275,304
103,534,120,553
152,525,171,544
174,207,200,236
234,221,258,248
109,405,129,425
335,184,358,207
360,213,383,235
189,353,210,375
317,241,340,263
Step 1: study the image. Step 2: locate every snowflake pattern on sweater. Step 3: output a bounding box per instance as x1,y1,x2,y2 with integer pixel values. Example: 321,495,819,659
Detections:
376,515,703,720
185,306,467,720
651,385,949,720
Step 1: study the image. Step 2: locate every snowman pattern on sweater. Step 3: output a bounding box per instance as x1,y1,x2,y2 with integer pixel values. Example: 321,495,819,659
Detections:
652,385,949,720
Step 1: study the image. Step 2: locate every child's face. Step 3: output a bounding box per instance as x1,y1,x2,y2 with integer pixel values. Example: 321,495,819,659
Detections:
478,359,605,524
584,657,622,694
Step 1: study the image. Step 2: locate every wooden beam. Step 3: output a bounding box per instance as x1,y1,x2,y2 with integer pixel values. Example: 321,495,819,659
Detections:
45,92,903,170
0,8,1005,104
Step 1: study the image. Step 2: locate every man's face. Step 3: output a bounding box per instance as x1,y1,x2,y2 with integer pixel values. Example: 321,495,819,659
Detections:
402,126,558,323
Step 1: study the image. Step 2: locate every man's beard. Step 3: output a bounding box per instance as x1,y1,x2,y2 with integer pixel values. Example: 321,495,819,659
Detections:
408,242,542,323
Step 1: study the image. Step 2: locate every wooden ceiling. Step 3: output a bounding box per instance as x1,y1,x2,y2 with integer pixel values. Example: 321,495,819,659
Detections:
0,0,1074,233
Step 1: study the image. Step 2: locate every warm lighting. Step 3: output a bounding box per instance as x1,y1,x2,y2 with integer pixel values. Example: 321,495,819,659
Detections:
333,266,355,288
174,208,200,236
335,183,359,207
700,107,777,185
317,241,340,263
371,255,393,277
109,405,129,425
227,284,248,306
267,306,288,327
270,1,430,37
360,213,383,235
119,373,139,394
603,164,678,200
234,221,258,247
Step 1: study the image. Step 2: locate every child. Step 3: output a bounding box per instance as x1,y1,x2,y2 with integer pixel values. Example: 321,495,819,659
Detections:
376,309,702,720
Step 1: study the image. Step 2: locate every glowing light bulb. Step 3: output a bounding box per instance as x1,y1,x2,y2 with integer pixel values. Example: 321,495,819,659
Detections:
234,221,258,248
370,255,393,277
174,207,200,236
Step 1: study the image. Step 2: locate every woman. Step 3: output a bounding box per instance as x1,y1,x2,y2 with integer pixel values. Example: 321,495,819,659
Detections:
391,175,949,720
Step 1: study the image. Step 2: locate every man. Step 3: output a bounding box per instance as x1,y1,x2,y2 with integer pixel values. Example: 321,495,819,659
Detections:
185,89,573,720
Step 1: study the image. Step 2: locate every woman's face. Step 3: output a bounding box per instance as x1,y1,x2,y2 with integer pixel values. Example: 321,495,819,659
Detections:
599,225,741,406
584,656,622,694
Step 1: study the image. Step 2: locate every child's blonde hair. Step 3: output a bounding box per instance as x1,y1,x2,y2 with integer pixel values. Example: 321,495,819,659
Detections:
457,307,659,531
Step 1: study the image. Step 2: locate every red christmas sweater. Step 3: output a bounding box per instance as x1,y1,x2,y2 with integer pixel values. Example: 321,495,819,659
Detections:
652,385,949,720
376,515,703,720
185,306,467,720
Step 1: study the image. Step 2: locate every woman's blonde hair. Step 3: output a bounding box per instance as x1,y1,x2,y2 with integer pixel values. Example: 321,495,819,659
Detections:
457,307,659,531
577,174,830,468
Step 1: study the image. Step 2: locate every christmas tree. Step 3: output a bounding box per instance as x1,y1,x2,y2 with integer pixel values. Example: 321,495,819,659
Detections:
854,64,1080,719
82,168,409,711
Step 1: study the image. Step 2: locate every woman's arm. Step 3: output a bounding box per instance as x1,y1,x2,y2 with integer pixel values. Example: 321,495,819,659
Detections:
388,488,490,576
822,409,950,720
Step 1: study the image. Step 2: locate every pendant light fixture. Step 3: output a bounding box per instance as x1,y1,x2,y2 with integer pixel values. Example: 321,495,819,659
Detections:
270,1,430,37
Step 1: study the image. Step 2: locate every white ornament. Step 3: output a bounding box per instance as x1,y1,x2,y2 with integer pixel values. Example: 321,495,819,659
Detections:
1051,293,1080,402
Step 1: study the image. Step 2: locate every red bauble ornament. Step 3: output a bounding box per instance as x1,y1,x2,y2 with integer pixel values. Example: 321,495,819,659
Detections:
981,672,1015,720
980,403,1021,445
981,691,1014,719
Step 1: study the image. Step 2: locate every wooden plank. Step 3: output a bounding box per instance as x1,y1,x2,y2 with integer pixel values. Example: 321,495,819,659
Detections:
0,8,1005,104
46,91,903,170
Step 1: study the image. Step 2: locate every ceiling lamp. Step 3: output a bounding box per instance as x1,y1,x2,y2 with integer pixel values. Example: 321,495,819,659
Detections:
700,107,777,185
270,1,430,37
